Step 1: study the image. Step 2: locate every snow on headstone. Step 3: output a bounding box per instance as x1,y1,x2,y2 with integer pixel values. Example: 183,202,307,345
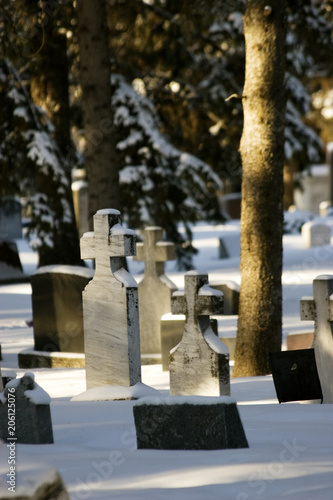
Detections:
169,271,230,397
300,275,333,403
134,226,177,358
301,221,331,248
0,373,53,444
80,209,141,390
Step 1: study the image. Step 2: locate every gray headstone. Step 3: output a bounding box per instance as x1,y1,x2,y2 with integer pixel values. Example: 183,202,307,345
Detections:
0,196,22,240
31,265,94,353
134,227,177,356
133,396,248,450
169,271,230,396
0,241,27,284
0,373,53,444
80,209,141,389
300,275,333,403
302,221,331,248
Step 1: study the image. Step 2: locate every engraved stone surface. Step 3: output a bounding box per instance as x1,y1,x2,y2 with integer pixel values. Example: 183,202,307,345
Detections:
169,271,230,396
133,396,248,450
300,275,333,403
80,209,141,390
134,227,177,355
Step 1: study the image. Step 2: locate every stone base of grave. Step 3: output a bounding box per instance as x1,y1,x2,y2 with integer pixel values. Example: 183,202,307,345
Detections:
0,463,69,499
286,332,314,350
133,396,249,450
160,315,235,370
18,349,85,369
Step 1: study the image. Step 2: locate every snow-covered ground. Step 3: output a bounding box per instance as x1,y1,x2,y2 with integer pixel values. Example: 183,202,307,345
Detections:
0,219,333,499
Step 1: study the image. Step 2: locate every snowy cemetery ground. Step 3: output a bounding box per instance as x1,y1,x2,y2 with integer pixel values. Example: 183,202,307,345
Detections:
0,217,333,499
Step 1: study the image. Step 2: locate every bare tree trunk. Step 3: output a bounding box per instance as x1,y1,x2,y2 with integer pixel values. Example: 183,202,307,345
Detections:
30,4,81,266
233,0,287,377
76,0,119,225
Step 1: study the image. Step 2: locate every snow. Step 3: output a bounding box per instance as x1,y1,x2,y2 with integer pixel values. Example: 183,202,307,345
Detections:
134,395,236,406
0,220,333,499
72,382,160,402
33,265,94,279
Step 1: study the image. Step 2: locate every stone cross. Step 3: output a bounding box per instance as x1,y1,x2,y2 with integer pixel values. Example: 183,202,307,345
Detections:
169,271,230,397
134,227,177,358
300,274,333,403
80,209,141,390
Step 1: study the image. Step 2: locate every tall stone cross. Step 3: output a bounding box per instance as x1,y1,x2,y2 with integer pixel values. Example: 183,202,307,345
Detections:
80,209,141,390
169,271,230,397
134,227,177,358
300,274,333,403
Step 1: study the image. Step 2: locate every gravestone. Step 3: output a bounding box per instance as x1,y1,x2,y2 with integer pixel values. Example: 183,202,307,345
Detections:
134,227,177,359
0,241,28,284
300,274,333,403
301,221,331,248
269,349,323,403
81,209,141,389
0,196,22,240
0,373,54,444
169,271,230,396
31,265,93,352
133,396,248,450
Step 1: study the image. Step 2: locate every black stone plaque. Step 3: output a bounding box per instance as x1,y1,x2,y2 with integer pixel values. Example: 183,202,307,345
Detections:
269,349,323,403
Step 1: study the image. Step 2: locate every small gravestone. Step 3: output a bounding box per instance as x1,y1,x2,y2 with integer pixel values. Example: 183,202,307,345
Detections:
300,275,333,403
133,396,248,450
134,227,177,359
81,209,141,390
72,168,89,238
0,241,28,284
169,271,230,396
0,373,53,444
302,221,331,248
0,196,22,240
269,349,323,403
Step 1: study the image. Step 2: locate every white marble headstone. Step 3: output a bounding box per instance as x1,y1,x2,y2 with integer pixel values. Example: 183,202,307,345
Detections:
302,221,331,248
134,227,177,356
80,209,141,389
169,271,230,397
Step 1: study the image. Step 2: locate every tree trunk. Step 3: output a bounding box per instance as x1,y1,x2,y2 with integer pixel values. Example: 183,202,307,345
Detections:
76,0,119,226
233,0,287,377
29,3,81,267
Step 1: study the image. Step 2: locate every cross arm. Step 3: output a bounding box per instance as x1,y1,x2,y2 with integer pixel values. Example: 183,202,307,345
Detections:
300,296,316,321
171,291,186,315
80,232,95,260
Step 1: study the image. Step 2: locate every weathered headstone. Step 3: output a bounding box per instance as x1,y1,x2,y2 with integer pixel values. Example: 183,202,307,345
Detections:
133,396,248,450
80,209,141,389
0,241,28,284
301,221,331,248
300,274,333,403
31,265,94,353
134,227,177,358
0,196,22,240
169,271,230,396
0,373,54,444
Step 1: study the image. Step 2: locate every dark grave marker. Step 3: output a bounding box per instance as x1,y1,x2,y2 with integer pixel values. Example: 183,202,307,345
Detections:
269,349,323,403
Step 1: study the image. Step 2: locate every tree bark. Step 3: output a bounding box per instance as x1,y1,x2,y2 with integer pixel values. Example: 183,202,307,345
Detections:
76,0,119,225
233,0,287,377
